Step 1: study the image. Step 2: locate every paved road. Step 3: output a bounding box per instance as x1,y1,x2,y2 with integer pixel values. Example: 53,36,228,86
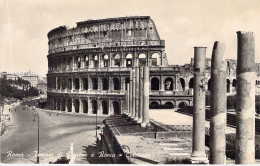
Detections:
1,99,106,164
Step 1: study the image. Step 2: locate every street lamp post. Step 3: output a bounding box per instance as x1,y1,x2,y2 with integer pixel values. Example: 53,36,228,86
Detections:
96,109,98,138
32,111,40,164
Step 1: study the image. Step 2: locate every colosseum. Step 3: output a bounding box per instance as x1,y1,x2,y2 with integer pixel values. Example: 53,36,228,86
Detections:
46,16,260,116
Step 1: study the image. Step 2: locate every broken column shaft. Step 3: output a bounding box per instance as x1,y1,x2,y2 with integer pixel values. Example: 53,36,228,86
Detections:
209,42,226,164
138,67,144,123
192,47,207,158
135,67,140,121
129,70,133,117
236,31,255,164
141,66,150,128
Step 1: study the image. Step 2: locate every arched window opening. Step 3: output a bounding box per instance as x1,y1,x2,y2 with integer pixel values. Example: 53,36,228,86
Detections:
102,100,108,115
232,79,237,87
103,54,109,67
149,102,159,109
126,54,133,67
68,78,72,89
113,78,121,90
85,56,89,68
102,78,109,90
67,99,72,112
151,53,160,66
165,77,173,91
113,54,121,67
165,102,174,109
180,78,185,91
82,100,88,113
178,102,188,108
83,78,88,90
189,78,194,89
139,53,146,67
113,101,120,115
151,77,159,90
74,78,80,89
92,100,98,114
77,57,81,68
92,77,98,90
74,99,80,113
94,55,99,68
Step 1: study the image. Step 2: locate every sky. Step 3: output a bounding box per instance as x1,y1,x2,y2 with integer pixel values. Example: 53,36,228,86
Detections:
0,0,260,77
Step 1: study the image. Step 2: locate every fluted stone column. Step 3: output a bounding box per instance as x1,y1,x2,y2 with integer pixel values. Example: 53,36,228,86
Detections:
191,47,207,161
132,69,136,119
236,31,255,164
209,42,227,164
129,70,133,117
134,67,140,121
138,67,144,123
141,66,150,128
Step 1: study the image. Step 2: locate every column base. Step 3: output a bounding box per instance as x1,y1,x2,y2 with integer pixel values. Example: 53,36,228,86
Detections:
140,121,150,128
190,153,209,164
137,119,142,124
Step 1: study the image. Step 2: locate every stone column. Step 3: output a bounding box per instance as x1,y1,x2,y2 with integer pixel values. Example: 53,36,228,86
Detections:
129,70,133,117
127,83,130,115
209,42,227,164
65,99,68,112
141,66,150,128
79,99,83,113
132,68,136,119
72,99,75,113
236,31,255,164
72,56,75,71
191,47,207,161
71,77,74,91
134,67,140,121
159,75,164,93
138,67,144,123
88,98,92,114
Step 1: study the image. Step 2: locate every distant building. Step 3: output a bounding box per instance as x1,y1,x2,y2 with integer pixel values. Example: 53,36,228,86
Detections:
22,75,38,87
1,72,18,80
37,79,47,93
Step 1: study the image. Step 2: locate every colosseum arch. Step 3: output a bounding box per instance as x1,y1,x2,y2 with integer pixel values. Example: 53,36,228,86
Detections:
102,100,109,115
102,77,109,90
92,77,98,90
113,101,120,115
67,99,72,112
150,101,160,109
232,79,237,87
178,102,188,108
103,54,109,67
165,102,174,109
94,55,99,67
57,98,61,110
92,100,98,114
189,78,194,89
165,77,173,91
74,99,80,113
126,54,133,67
180,78,185,91
85,55,89,67
77,57,81,68
57,78,61,89
113,77,121,90
151,77,160,90
68,78,72,89
74,78,80,90
82,78,88,90
114,54,121,67
82,100,88,113
61,99,65,111
151,53,161,66
139,53,147,67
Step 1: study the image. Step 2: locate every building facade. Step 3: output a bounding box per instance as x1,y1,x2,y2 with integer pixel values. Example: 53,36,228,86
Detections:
22,75,38,87
46,16,260,116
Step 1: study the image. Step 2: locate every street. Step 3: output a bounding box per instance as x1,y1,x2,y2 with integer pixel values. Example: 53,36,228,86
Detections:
1,99,106,164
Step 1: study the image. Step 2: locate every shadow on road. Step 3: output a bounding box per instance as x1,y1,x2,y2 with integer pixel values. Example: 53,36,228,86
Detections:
82,142,107,164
